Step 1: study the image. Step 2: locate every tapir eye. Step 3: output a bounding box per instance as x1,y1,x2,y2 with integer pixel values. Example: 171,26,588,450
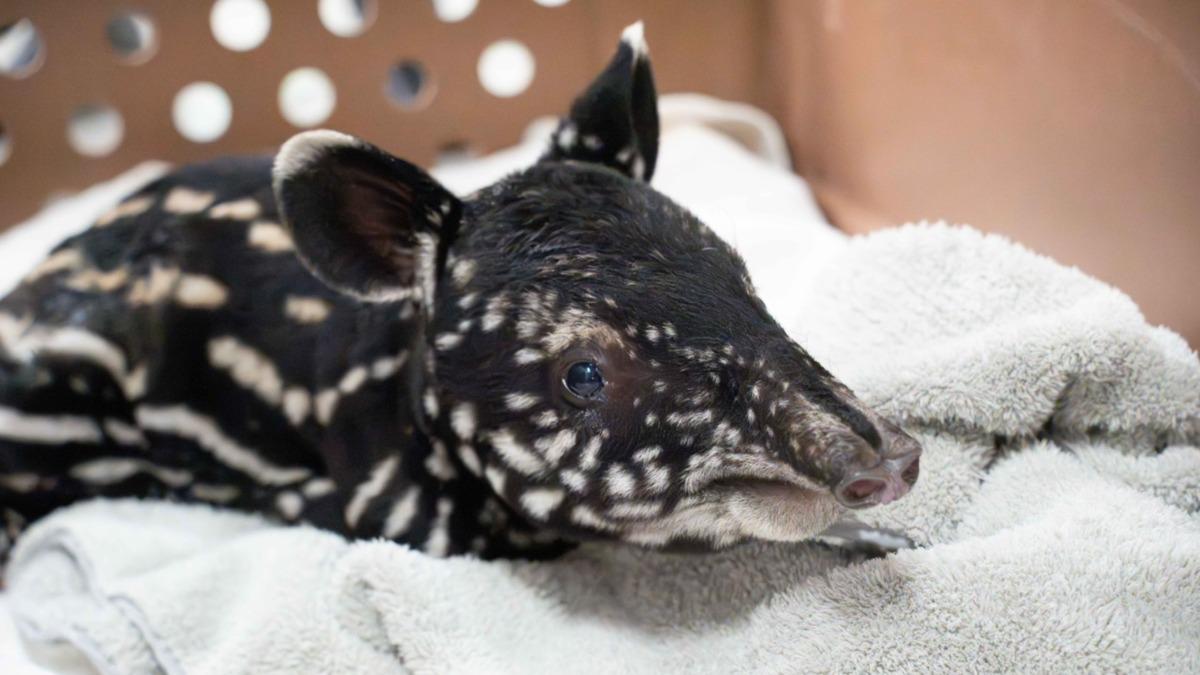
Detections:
563,361,604,400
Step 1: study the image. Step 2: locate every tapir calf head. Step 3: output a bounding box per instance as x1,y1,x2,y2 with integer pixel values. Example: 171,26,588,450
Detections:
273,23,920,550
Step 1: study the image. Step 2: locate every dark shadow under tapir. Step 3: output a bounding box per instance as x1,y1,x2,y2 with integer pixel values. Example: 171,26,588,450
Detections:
0,23,919,560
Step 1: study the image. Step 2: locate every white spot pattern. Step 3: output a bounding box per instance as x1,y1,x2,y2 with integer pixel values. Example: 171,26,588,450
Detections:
209,198,262,220
248,221,294,252
520,488,564,519
284,296,331,323
163,187,215,214
383,487,420,538
489,429,545,476
344,455,400,529
174,275,228,308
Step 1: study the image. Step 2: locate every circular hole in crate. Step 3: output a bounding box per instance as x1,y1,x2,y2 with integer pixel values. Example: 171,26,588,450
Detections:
0,123,11,166
432,0,477,23
0,18,45,78
385,60,435,110
436,140,477,166
533,0,571,6
279,67,337,127
210,0,271,52
319,0,377,37
67,104,125,157
173,82,233,143
107,10,158,64
478,40,535,98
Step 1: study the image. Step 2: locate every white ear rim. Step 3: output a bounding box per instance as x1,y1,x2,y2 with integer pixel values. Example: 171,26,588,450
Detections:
272,129,365,192
272,129,446,306
620,20,648,59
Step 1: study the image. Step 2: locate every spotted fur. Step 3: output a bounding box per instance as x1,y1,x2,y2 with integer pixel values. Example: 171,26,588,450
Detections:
0,25,919,560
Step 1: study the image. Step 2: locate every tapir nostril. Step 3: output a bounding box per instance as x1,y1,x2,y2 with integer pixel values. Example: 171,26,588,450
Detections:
843,478,885,503
834,446,919,509
834,476,891,509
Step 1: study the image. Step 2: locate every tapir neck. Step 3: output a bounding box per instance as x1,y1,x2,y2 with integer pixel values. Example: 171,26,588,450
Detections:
304,296,570,560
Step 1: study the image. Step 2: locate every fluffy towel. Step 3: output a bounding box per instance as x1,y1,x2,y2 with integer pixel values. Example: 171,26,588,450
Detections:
7,221,1199,674
4,94,1199,672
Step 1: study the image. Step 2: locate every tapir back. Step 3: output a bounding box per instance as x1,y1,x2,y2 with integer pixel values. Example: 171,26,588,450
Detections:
0,157,428,551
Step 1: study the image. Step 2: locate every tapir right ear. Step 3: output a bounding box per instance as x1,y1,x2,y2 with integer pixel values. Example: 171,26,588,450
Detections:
543,21,659,182
272,130,461,304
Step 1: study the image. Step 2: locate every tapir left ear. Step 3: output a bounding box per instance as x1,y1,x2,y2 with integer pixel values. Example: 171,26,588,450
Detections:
272,130,461,304
543,21,659,182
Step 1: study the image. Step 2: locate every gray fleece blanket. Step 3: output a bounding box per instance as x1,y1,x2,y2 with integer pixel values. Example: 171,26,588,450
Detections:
6,220,1200,674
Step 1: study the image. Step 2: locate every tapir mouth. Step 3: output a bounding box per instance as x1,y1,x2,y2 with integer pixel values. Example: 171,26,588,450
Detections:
738,454,920,510
683,431,921,511
708,475,823,497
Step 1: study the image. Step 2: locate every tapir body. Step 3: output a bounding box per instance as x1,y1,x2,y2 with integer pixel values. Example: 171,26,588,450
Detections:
0,25,919,560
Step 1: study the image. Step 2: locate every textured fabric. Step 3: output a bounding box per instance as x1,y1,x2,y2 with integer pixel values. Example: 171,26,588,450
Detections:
7,221,1199,674
4,97,1199,673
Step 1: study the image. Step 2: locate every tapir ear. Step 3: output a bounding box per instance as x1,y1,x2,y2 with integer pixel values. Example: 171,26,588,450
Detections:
272,130,461,304
544,21,659,182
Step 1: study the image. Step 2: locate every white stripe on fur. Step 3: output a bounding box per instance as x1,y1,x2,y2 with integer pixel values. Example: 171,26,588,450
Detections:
135,405,310,486
0,406,103,444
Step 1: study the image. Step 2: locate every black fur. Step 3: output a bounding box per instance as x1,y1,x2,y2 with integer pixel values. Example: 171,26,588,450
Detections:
0,27,919,560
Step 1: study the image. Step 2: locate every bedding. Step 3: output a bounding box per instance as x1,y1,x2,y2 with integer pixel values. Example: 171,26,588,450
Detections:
2,96,1198,674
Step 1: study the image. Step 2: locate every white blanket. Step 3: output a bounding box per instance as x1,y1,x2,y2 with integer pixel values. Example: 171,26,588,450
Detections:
4,98,1200,674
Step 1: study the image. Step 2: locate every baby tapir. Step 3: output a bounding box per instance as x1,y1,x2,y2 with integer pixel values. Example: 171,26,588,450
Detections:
0,24,919,560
